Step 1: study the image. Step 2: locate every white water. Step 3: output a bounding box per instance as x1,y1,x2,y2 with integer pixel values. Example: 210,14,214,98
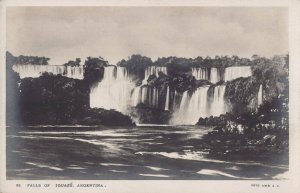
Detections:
209,85,227,116
172,90,178,110
172,86,209,125
131,85,159,108
12,64,84,79
192,68,209,80
131,86,142,107
90,66,135,113
224,66,252,82
141,86,159,108
131,66,168,109
13,64,252,124
191,66,252,83
143,66,167,84
257,84,263,107
13,63,253,125
164,86,170,111
210,67,220,83
172,85,228,125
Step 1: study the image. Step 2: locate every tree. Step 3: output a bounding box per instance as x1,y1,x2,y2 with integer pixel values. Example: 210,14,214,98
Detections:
117,54,152,80
63,58,81,67
83,56,108,86
7,52,50,65
18,73,90,124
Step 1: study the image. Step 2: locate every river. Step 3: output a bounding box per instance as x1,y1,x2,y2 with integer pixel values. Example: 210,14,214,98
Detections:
6,125,288,180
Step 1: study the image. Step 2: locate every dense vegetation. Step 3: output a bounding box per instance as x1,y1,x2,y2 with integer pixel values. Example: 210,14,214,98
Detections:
199,93,288,161
63,58,81,67
118,55,253,78
6,52,288,128
6,53,134,126
19,73,89,124
9,73,133,126
83,56,108,86
117,54,153,81
197,55,289,161
224,55,288,115
6,51,50,65
118,54,287,95
6,51,289,166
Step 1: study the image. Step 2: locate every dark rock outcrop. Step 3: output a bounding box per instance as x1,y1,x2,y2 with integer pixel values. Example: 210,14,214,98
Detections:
81,108,135,126
130,104,172,124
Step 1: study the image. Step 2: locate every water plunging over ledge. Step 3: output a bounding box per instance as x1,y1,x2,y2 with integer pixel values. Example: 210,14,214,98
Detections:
14,64,256,125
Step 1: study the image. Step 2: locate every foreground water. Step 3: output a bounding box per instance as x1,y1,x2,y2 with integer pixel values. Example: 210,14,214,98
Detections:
6,125,288,180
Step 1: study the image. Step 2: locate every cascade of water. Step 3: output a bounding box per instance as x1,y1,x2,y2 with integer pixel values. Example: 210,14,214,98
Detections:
188,87,209,118
13,62,254,125
137,86,159,108
153,88,159,107
164,86,170,111
209,85,227,116
131,86,142,107
140,86,147,104
90,66,134,113
12,64,84,79
171,84,230,125
179,91,189,110
192,67,209,80
224,66,252,82
172,90,177,110
133,66,168,109
171,86,210,125
210,67,220,83
65,66,84,79
257,84,263,107
142,66,167,85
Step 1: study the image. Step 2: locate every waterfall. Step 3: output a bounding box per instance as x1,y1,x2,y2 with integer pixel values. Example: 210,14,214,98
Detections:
192,66,252,83
132,85,159,108
257,84,263,107
210,67,220,83
14,63,253,125
171,86,209,125
65,66,84,79
209,85,227,116
192,67,209,80
143,66,167,84
164,86,170,111
131,86,142,107
224,66,252,82
179,91,189,110
12,64,84,79
90,66,135,113
153,88,159,107
172,90,178,110
132,66,167,109
171,84,229,125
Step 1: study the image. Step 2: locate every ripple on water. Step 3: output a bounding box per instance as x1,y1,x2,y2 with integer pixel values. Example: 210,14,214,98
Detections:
138,174,171,178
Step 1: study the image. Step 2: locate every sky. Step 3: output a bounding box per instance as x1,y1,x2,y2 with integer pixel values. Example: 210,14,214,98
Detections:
6,7,288,65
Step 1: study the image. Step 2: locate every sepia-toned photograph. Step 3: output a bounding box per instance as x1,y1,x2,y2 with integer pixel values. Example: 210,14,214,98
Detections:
2,1,300,192
5,6,290,180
